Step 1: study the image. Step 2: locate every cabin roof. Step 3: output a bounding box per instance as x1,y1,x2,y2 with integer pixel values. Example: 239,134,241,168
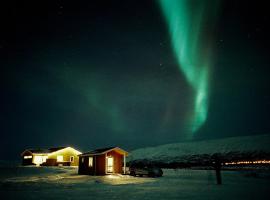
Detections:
21,146,68,156
79,146,128,157
84,146,116,154
28,149,51,154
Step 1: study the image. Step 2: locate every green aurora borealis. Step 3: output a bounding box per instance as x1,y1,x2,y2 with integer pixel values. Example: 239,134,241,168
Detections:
2,0,270,159
159,0,220,136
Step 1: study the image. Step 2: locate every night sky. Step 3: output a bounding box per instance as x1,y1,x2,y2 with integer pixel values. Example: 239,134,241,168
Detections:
1,0,270,160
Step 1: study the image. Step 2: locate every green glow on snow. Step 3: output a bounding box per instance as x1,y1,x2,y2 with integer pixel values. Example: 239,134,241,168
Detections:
159,0,219,135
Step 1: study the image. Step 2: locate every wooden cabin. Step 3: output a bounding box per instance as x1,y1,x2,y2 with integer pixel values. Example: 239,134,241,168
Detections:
21,147,82,166
78,147,128,175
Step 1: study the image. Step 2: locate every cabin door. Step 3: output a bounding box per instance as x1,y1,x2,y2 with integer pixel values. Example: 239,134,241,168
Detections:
106,157,114,173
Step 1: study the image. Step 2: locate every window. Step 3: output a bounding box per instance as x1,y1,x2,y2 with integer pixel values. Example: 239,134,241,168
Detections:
70,156,74,163
42,156,48,163
24,156,32,159
33,155,47,165
107,156,113,173
57,155,63,162
82,157,84,163
89,157,93,167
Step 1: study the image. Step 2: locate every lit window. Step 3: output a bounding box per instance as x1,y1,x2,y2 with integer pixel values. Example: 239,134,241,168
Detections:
107,157,113,173
89,157,93,167
57,155,63,162
82,157,84,163
24,156,32,159
42,156,48,162
70,156,74,163
33,155,47,165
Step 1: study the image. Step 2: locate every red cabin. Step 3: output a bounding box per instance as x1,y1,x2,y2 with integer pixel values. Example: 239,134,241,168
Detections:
78,147,128,175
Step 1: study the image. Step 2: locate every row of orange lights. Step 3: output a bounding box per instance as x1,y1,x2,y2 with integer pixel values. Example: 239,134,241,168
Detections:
224,160,270,165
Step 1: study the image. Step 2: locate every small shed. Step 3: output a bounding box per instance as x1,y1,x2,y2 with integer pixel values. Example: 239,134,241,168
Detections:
78,147,128,175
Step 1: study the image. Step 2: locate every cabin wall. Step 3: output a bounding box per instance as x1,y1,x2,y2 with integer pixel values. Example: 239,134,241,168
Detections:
107,150,123,173
22,159,33,165
22,152,48,166
78,156,95,175
44,159,57,166
21,151,34,165
96,154,106,175
47,148,79,166
78,154,106,175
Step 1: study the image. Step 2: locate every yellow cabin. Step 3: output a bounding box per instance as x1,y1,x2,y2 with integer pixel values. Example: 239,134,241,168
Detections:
21,147,82,166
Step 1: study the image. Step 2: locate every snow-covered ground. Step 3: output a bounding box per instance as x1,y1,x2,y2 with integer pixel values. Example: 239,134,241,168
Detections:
0,166,269,200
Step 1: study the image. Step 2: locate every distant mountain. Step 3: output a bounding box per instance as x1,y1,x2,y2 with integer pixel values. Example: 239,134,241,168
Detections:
128,134,270,165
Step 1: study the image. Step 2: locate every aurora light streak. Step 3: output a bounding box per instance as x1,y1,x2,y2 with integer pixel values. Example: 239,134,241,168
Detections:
159,0,220,135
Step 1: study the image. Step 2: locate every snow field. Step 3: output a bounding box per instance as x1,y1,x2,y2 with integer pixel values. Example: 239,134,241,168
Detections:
0,166,269,200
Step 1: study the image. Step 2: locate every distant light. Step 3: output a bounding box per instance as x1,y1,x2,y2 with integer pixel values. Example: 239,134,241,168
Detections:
225,160,270,165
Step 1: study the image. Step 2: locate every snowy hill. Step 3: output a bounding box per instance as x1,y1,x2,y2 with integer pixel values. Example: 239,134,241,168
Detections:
128,134,270,164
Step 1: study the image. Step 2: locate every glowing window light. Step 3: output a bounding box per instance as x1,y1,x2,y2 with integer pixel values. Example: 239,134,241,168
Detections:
57,155,63,162
107,157,113,173
24,156,32,159
33,155,47,165
88,157,93,167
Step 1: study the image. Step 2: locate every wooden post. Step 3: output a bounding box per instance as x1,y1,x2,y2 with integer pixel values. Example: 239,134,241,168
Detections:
123,154,126,174
94,156,96,175
105,153,107,174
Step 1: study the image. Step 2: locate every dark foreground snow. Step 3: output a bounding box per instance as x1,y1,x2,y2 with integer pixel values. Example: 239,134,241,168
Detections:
0,166,269,200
